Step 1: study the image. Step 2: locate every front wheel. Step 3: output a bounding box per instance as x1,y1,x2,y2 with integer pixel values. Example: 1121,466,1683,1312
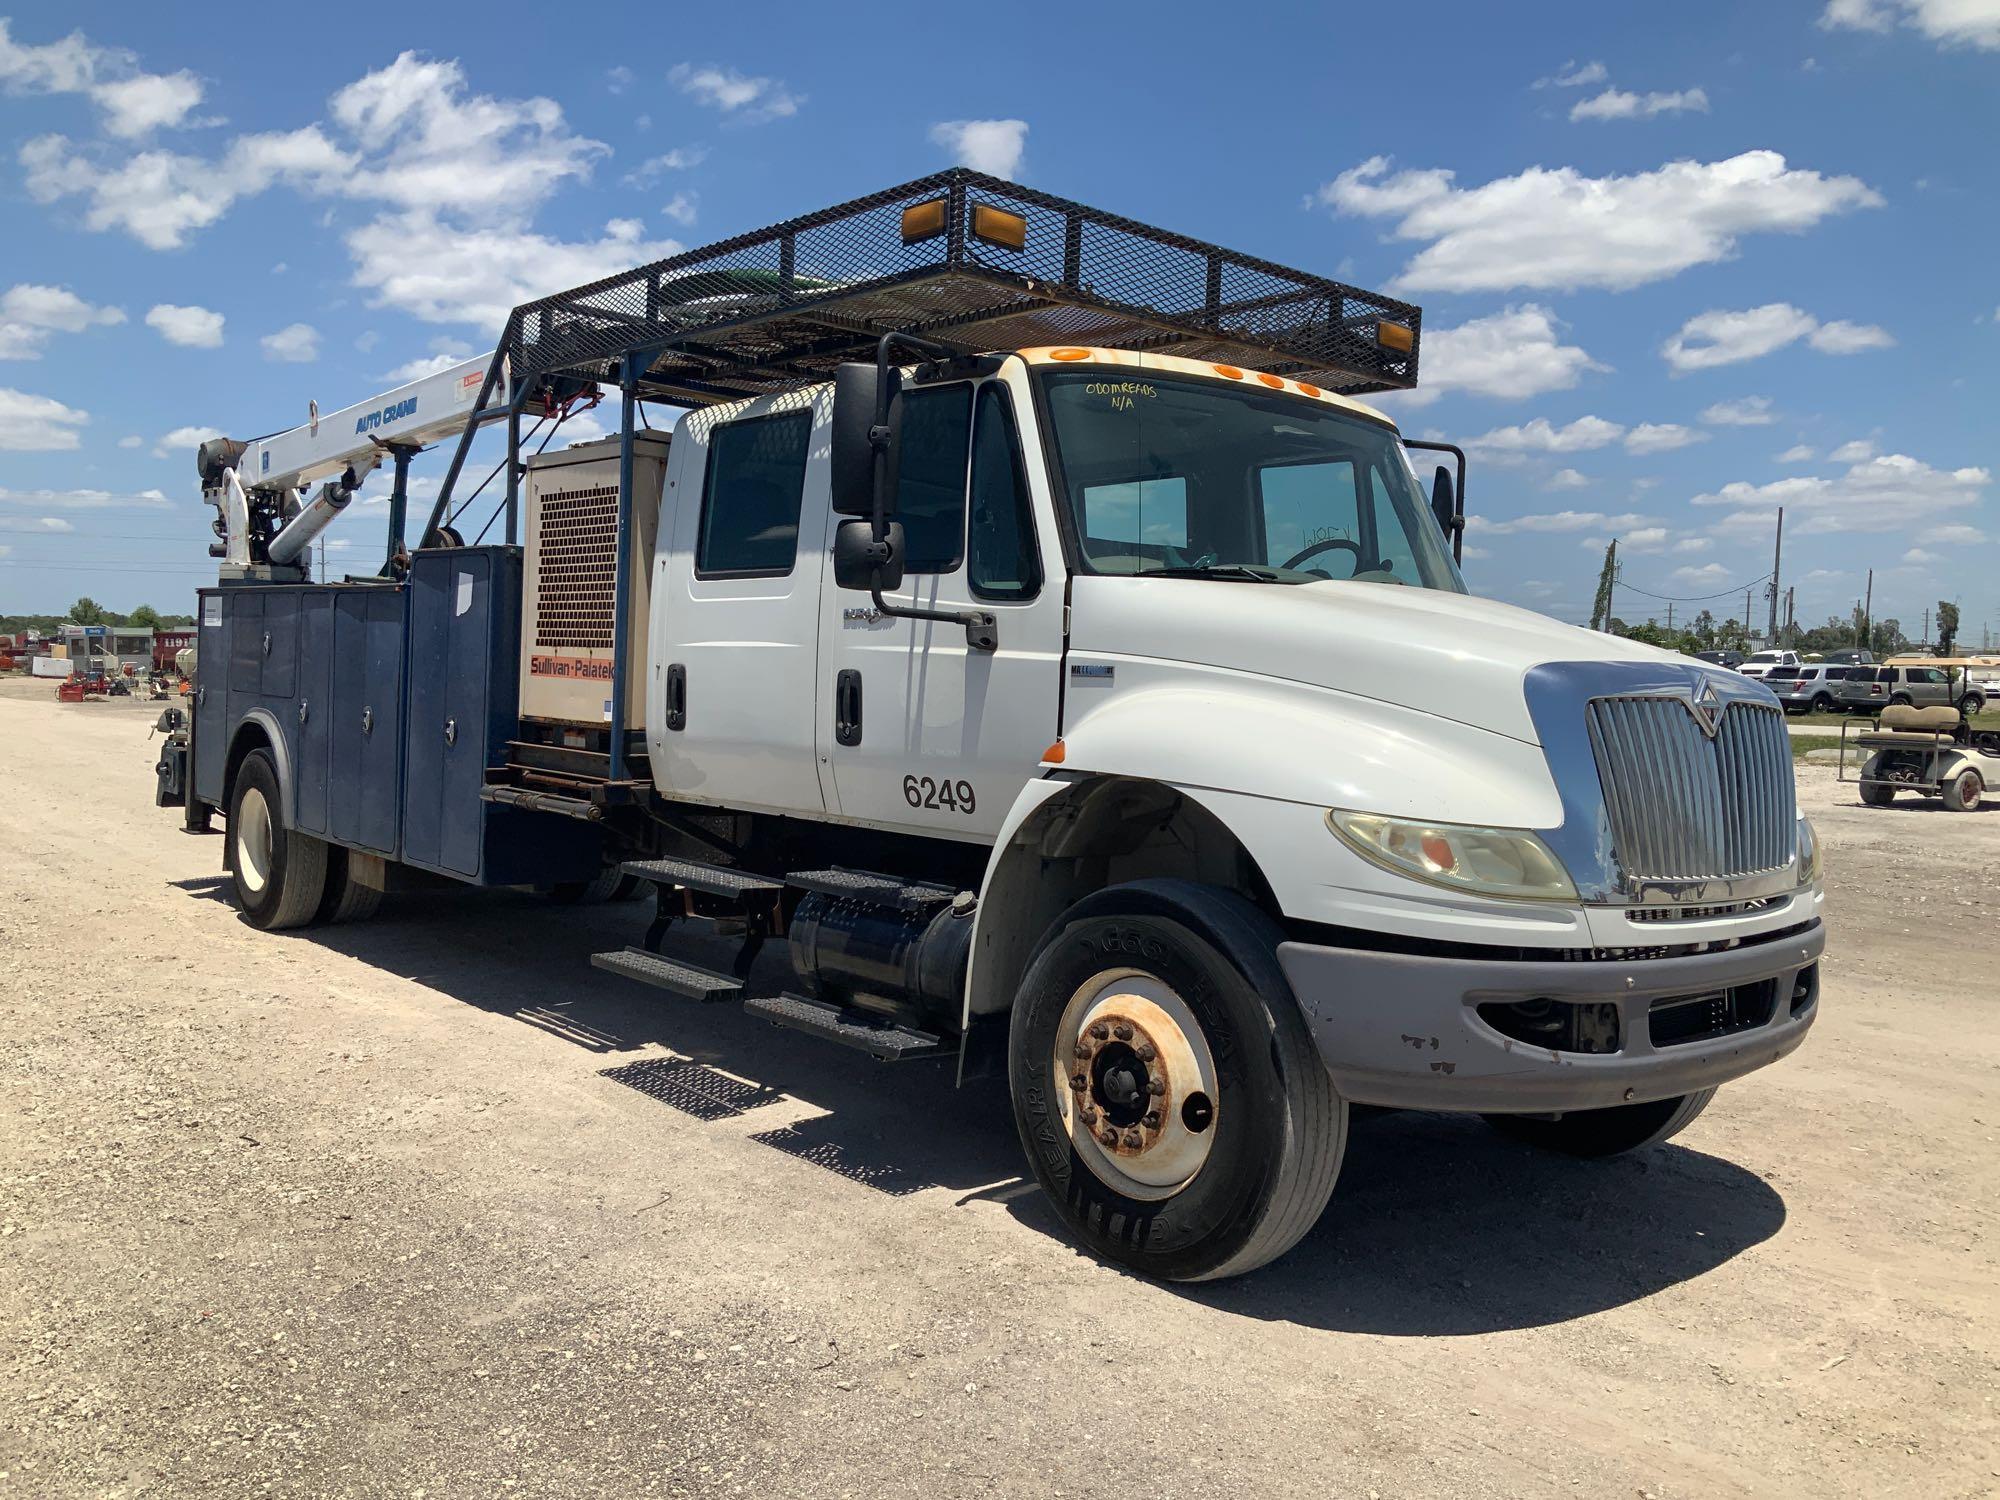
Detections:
1958,695,1986,718
1810,693,1834,714
1008,880,1345,1282
1482,1089,1715,1158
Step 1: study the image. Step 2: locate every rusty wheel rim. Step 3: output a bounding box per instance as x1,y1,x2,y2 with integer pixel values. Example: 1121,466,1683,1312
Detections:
1958,771,1982,809
1051,969,1219,1202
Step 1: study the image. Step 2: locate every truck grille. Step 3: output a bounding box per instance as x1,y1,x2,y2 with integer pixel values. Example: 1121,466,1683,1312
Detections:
1585,695,1794,884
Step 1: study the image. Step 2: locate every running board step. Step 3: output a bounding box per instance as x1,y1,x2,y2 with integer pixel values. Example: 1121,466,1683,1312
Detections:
619,857,784,902
786,868,960,912
590,946,743,1002
743,993,946,1061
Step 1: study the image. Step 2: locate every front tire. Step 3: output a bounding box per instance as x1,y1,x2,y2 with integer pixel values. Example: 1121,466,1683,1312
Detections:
1810,693,1834,714
228,749,327,930
1482,1089,1715,1158
1007,880,1345,1282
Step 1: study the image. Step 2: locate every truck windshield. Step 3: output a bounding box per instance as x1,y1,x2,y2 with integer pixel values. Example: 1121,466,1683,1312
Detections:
1038,369,1464,590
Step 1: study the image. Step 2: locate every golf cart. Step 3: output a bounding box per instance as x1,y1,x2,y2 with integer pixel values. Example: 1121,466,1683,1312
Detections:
1841,703,2000,812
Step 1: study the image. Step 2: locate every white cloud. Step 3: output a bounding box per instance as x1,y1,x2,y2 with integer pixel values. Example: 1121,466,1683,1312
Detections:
623,146,706,184
153,423,222,459
1808,318,1897,354
0,283,125,358
930,119,1029,180
0,514,75,533
1672,562,1734,587
1661,302,1895,372
1820,0,2000,51
1473,508,1653,535
1467,415,1626,456
0,387,88,450
1700,395,1776,426
1534,60,1609,88
1776,443,1817,462
1546,468,1591,490
660,191,698,226
144,301,223,348
260,322,320,362
1393,304,1604,407
23,52,607,249
0,484,168,508
379,351,471,383
1570,87,1710,122
1920,523,1986,545
668,63,801,122
1692,451,1989,534
1583,525,1672,552
605,65,633,94
1625,422,1707,454
1672,536,1715,554
1316,150,1882,294
0,19,206,137
117,434,142,448
1830,438,1877,461
1900,546,1941,565
347,212,681,326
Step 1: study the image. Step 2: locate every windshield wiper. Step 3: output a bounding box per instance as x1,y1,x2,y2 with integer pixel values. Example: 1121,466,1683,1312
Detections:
1140,563,1291,584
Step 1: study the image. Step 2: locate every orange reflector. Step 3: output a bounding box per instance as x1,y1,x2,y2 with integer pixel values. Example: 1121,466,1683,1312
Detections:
900,197,948,244
1297,382,1321,397
1048,347,1093,361
1376,320,1414,353
1420,833,1456,871
1256,372,1285,389
971,203,1027,251
1212,364,1243,379
1043,739,1067,764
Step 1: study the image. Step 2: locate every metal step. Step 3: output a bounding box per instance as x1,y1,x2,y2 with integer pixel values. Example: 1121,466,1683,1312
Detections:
785,868,960,912
619,857,784,902
743,993,946,1061
590,946,743,1002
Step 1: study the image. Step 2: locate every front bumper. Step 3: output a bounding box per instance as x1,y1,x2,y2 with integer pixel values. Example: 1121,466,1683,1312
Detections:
1277,922,1824,1113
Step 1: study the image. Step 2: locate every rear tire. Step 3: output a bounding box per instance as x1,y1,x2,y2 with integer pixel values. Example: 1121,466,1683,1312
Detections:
228,750,327,931
1859,779,1896,807
1943,768,1983,813
1810,693,1833,714
1889,692,1913,708
1482,1089,1715,1158
1007,879,1345,1283
546,867,624,904
1958,694,1985,717
317,846,386,924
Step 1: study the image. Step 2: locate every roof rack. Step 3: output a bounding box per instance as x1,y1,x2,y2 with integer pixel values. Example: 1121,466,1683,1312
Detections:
504,169,1421,405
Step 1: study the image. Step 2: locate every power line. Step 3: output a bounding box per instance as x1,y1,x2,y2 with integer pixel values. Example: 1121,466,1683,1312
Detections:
1614,571,1774,605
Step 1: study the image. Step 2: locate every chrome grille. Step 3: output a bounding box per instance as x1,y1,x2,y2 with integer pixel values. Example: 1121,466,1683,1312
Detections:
1585,696,1794,883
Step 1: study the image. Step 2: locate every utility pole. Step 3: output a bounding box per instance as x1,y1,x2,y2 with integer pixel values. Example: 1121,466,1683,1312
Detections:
1861,568,1873,649
1784,587,1795,648
1666,601,1675,633
1743,587,1754,645
1766,507,1784,646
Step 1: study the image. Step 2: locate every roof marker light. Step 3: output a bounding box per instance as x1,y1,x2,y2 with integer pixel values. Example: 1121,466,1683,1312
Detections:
1049,348,1093,361
1212,364,1243,379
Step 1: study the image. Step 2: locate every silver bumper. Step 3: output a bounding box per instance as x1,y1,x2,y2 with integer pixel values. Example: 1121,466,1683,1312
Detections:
1277,923,1824,1113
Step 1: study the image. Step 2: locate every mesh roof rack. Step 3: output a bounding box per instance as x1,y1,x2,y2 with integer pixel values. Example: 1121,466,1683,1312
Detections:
505,169,1421,405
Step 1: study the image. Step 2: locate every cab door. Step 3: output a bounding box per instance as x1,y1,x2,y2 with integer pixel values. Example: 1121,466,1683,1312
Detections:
816,370,1065,840
645,389,831,817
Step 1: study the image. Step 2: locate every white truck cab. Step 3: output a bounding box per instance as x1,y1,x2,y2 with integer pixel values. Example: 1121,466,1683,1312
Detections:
169,172,1825,1282
1739,649,1802,680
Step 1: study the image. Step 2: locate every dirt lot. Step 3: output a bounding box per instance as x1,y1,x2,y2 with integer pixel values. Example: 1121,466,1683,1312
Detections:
2,680,1996,1498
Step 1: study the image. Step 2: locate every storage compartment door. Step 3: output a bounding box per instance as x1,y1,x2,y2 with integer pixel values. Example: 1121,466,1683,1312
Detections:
329,589,404,855
401,564,449,870
439,553,494,877
293,595,335,835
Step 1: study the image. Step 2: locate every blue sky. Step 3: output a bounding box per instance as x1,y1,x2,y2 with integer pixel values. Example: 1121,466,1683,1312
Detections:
1,0,1995,640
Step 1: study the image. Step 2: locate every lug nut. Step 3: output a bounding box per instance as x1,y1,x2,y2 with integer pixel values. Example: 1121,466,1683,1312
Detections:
1143,1111,1161,1128
1135,1042,1156,1062
1079,1106,1097,1124
1147,1075,1165,1096
1073,1043,1089,1059
1122,1130,1143,1149
1113,1023,1133,1041
1098,1128,1118,1147
1070,1072,1087,1091
1088,1022,1110,1041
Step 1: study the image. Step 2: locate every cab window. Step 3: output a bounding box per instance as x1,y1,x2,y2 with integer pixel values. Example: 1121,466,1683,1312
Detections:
892,384,972,573
968,383,1041,600
697,409,809,577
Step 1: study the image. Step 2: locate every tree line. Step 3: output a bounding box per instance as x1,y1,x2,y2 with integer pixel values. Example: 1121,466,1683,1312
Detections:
1,598,196,636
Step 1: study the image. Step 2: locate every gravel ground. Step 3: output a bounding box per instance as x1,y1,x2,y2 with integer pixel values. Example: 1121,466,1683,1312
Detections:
1,681,1996,1498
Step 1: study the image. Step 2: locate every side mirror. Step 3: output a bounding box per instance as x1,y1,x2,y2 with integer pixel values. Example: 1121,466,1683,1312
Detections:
831,362,899,518
1429,464,1456,538
834,517,905,593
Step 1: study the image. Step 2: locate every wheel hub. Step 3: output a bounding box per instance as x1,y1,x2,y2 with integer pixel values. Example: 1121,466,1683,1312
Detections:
1053,973,1219,1200
236,786,273,896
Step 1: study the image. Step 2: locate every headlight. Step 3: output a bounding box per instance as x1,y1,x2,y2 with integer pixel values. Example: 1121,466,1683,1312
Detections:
1797,816,1823,888
1326,810,1577,901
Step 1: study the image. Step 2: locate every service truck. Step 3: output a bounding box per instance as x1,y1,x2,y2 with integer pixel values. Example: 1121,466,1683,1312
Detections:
155,172,1825,1281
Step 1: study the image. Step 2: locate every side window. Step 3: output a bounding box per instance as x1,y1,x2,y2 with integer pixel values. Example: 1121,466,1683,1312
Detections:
697,409,810,577
1081,477,1188,564
1366,466,1423,582
893,384,972,573
968,384,1041,600
1258,460,1359,570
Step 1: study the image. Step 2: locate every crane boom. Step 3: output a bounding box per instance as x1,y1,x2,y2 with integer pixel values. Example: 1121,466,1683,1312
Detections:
236,356,501,493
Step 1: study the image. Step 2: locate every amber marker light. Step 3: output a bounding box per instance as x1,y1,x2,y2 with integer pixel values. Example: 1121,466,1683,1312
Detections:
971,203,1028,251
1376,321,1415,353
1212,364,1244,379
1049,348,1093,361
1042,739,1067,764
900,197,948,244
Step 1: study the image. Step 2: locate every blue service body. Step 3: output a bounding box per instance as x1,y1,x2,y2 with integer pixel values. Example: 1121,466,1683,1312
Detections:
192,546,604,887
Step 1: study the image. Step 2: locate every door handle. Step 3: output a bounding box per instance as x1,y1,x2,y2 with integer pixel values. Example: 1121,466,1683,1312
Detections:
444,717,457,747
835,669,863,747
665,663,687,732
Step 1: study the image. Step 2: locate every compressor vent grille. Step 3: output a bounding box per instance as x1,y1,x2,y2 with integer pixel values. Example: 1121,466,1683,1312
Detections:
534,483,619,650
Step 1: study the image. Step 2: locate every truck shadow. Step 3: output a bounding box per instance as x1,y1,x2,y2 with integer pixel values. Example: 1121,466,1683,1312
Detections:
223,884,1787,1337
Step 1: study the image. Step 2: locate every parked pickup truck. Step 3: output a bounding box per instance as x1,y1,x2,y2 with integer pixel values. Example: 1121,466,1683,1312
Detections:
1737,649,1801,681
156,173,1827,1282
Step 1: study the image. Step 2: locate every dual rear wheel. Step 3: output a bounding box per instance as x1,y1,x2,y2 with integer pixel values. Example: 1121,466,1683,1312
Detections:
227,749,381,929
